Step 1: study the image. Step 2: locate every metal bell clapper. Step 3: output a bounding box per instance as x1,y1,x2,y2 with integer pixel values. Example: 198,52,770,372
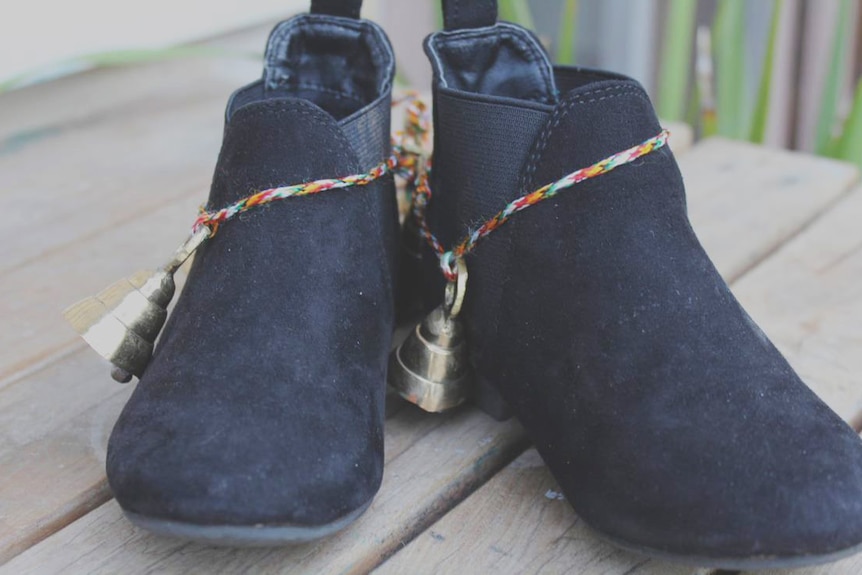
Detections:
62,227,211,383
388,258,472,412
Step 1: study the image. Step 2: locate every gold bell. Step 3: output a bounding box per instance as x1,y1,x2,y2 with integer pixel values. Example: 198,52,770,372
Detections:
388,258,472,412
63,227,210,383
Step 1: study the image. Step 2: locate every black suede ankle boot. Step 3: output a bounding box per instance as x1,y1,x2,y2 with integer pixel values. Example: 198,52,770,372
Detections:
395,0,862,568
99,0,397,544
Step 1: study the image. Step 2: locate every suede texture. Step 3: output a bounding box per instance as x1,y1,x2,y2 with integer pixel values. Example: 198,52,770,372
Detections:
107,13,397,529
421,20,862,561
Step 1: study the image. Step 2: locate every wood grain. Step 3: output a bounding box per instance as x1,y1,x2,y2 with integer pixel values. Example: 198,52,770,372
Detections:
0,23,266,144
0,408,528,573
680,137,859,283
375,449,707,575
0,193,200,385
0,28,268,387
0,379,444,566
733,186,862,423
0,98,224,275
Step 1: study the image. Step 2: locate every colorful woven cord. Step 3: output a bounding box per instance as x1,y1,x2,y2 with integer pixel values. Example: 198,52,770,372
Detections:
193,92,429,235
395,96,670,280
193,155,398,233
191,92,668,286
439,130,670,278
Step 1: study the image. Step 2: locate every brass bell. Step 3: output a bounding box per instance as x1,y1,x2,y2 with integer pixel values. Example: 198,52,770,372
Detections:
388,258,472,412
63,227,210,383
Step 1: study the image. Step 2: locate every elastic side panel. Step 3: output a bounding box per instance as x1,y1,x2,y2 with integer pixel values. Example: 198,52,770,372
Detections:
340,92,391,168
426,88,551,343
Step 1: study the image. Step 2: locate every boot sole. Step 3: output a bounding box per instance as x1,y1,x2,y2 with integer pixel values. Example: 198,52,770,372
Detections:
123,499,372,546
588,521,862,570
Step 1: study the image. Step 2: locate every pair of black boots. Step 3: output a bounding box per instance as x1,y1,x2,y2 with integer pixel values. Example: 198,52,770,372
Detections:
74,0,862,569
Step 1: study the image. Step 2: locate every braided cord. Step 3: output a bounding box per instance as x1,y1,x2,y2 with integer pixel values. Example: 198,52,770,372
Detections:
193,155,398,233
191,93,668,286
192,92,426,236
440,130,670,277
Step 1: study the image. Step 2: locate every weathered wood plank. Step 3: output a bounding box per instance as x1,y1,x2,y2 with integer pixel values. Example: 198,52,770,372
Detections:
0,86,227,276
732,189,862,575
0,408,528,573
0,390,129,564
758,550,862,575
0,190,203,385
0,24,269,278
0,368,443,566
375,449,705,575
0,138,854,569
377,184,862,575
681,137,859,283
0,31,269,387
732,185,862,423
0,23,267,144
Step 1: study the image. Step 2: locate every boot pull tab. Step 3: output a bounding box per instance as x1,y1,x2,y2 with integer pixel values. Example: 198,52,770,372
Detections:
442,0,497,30
310,0,362,18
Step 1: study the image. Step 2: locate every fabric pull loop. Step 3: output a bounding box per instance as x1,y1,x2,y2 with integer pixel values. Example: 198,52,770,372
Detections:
442,0,497,30
310,0,362,19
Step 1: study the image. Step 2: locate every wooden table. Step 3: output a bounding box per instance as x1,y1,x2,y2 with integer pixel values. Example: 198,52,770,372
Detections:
1,22,861,575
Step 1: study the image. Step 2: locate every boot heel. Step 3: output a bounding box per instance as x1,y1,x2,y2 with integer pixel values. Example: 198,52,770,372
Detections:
471,375,514,421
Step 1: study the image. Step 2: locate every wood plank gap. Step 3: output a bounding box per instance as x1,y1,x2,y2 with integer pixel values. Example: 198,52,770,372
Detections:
0,21,271,143
723,185,858,286
0,341,83,392
0,179,202,278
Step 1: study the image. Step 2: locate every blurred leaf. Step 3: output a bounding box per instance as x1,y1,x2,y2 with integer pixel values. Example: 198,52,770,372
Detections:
0,46,257,94
713,0,747,139
658,0,697,122
701,103,719,138
685,81,700,128
816,0,853,154
555,0,579,65
749,0,782,143
499,0,535,30
695,26,718,137
836,79,862,168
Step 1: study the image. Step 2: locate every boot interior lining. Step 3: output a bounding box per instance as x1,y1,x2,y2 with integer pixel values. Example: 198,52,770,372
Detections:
228,15,394,121
425,23,557,104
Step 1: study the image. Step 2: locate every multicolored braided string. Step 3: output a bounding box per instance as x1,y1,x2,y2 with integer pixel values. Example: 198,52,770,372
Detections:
193,92,428,236
191,92,668,286
193,155,398,233
395,94,670,281
438,131,670,278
